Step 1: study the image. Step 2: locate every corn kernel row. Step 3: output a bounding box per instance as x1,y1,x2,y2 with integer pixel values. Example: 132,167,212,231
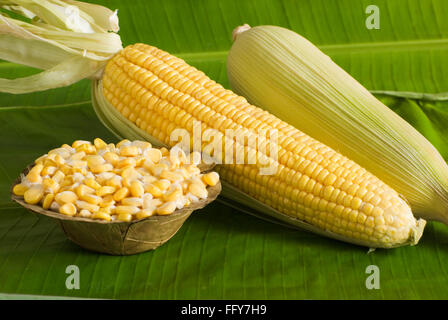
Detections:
13,138,219,222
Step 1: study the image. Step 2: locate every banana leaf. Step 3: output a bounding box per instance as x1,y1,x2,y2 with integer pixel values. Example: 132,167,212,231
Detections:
1,0,448,299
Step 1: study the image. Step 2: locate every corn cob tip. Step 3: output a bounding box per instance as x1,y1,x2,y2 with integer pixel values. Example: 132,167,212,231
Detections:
232,24,251,41
409,218,426,246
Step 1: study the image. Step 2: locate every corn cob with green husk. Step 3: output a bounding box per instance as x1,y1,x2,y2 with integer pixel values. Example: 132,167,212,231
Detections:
0,1,426,248
227,24,448,225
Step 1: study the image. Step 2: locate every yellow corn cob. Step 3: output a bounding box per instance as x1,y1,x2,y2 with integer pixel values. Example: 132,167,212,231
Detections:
96,43,425,248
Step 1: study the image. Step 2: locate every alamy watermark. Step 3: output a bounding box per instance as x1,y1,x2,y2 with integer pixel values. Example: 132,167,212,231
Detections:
365,265,380,289
365,5,380,29
169,120,279,175
65,265,80,290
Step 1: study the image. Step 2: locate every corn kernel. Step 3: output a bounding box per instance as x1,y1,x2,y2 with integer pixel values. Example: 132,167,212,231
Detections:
117,213,133,222
72,140,91,148
55,191,78,204
42,178,60,194
92,211,111,221
94,138,108,150
156,201,177,215
80,194,102,205
117,139,131,148
130,180,144,197
120,145,139,157
75,200,100,212
90,163,113,174
121,166,140,181
144,148,162,163
99,195,115,208
103,151,120,165
41,166,57,176
153,179,171,191
79,209,92,218
59,203,77,216
42,194,54,210
113,187,130,202
115,205,140,215
13,183,29,196
71,151,86,160
202,172,219,186
136,209,155,219
75,143,96,155
97,186,116,197
121,197,143,207
84,178,101,190
75,184,95,198
86,155,105,168
144,184,163,197
163,186,183,202
188,183,208,199
160,170,183,182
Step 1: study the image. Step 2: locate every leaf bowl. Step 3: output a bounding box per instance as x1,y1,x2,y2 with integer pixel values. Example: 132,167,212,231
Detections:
10,163,221,255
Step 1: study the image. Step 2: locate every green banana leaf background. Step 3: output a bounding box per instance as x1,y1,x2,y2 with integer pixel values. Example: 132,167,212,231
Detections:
1,0,448,299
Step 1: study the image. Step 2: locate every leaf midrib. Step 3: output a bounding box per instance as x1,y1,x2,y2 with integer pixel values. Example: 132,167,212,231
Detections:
1,37,448,67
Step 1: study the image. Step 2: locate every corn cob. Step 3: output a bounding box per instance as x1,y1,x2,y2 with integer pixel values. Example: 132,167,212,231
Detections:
93,43,425,248
227,25,448,225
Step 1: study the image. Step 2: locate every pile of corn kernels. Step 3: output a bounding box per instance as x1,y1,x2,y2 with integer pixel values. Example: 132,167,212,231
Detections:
12,138,219,222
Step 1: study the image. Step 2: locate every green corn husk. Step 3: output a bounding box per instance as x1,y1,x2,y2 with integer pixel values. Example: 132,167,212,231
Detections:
227,25,448,225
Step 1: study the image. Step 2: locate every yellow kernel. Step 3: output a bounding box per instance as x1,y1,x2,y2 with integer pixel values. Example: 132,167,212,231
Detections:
86,155,105,168
117,157,137,169
13,183,29,196
42,178,60,193
113,187,130,202
72,140,91,148
144,184,163,197
136,208,155,219
92,211,111,221
120,145,139,157
106,176,122,189
34,154,47,165
54,154,65,165
153,179,171,191
55,191,78,204
103,152,120,165
59,203,77,216
117,213,132,222
156,201,177,215
26,170,43,183
75,143,96,155
202,172,219,186
121,166,140,180
130,180,144,197
75,200,100,212
90,163,113,174
116,139,131,148
94,138,108,149
362,203,374,215
121,197,143,207
185,164,200,175
188,183,207,199
99,195,115,208
52,170,65,183
79,209,92,218
41,166,57,176
160,170,183,182
160,147,170,156
71,151,86,160
150,163,169,176
75,184,95,198
133,140,152,150
144,148,162,163
84,178,101,190
42,194,54,210
115,205,140,215
163,187,183,202
80,194,102,205
97,186,116,197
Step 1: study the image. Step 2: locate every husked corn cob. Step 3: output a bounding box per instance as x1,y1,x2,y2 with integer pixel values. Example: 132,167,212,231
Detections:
98,43,425,248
